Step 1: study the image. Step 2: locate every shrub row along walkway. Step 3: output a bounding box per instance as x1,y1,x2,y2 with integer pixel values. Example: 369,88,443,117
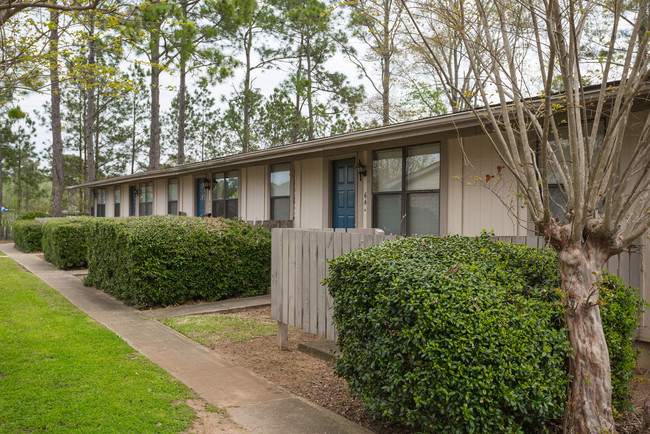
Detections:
0,244,370,434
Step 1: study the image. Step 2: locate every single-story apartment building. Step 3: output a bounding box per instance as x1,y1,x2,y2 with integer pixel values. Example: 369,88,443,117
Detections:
71,90,650,351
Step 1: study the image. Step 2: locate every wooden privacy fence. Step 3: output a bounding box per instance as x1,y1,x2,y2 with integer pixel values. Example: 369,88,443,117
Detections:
271,228,395,346
493,235,643,290
272,230,644,345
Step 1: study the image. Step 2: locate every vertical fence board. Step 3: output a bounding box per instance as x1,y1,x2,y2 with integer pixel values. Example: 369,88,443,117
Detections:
271,229,645,343
351,233,361,251
302,231,311,331
271,229,282,321
282,229,290,325
326,231,336,341
294,230,303,329
317,231,328,338
619,252,631,286
288,230,296,327
309,231,318,335
607,255,619,277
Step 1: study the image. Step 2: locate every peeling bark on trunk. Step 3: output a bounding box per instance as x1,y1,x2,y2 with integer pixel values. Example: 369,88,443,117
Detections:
559,244,614,433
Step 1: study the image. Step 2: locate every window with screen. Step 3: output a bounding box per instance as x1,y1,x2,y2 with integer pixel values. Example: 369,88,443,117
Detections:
168,178,178,215
270,164,291,220
139,182,153,216
96,188,106,217
212,171,238,218
114,187,120,217
372,143,440,235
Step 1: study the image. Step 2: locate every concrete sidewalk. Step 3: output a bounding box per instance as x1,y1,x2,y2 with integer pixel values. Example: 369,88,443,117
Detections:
0,244,371,434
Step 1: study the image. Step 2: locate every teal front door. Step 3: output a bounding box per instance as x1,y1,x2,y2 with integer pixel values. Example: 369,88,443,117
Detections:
333,158,356,230
197,179,206,216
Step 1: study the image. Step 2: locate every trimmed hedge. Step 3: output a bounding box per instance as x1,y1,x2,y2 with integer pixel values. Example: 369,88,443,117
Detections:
12,220,43,252
16,211,51,220
84,216,271,308
326,234,643,432
42,218,88,270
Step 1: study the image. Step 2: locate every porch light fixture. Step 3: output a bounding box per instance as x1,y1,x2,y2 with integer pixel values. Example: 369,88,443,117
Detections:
201,178,211,190
356,161,367,180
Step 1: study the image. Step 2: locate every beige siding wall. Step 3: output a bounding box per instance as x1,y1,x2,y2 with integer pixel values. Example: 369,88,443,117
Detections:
241,165,268,221
179,175,194,216
294,158,326,229
107,187,115,217
154,179,167,215
446,135,526,236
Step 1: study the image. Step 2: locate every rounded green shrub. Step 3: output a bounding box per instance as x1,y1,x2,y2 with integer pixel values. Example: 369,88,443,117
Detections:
42,218,88,270
326,234,642,432
84,216,271,308
12,220,43,252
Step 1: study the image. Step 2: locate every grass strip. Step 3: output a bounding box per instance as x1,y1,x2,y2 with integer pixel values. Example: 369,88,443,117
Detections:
0,258,196,433
162,315,276,346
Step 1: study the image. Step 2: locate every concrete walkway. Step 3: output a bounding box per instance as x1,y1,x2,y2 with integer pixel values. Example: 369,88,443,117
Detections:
0,244,371,434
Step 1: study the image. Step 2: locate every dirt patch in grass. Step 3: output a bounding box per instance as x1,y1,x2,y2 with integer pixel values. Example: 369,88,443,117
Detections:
184,399,246,433
195,306,409,433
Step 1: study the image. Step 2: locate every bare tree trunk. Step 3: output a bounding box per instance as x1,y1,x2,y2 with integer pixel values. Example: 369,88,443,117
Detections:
559,244,614,433
149,23,161,171
306,32,314,141
177,61,186,164
292,33,304,144
49,8,63,217
85,13,96,215
381,2,390,126
131,91,137,175
242,29,252,153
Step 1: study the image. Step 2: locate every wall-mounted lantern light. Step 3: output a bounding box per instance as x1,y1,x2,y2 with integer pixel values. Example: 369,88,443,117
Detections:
201,178,211,190
357,161,367,180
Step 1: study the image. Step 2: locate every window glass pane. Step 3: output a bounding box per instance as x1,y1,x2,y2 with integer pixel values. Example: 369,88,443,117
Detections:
212,201,225,217
373,148,402,192
227,199,238,218
271,164,290,197
97,189,106,204
168,179,178,201
407,193,439,235
549,185,567,222
375,194,401,235
226,174,238,199
271,197,290,220
407,143,440,190
212,173,225,200
139,184,146,204
115,203,120,217
168,201,178,215
145,183,153,203
114,187,120,203
546,122,604,184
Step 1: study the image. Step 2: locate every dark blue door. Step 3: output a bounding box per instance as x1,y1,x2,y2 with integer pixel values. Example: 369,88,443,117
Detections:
197,179,206,217
333,158,356,230
129,186,136,216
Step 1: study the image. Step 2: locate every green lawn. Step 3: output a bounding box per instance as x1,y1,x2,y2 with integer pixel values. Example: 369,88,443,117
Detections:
0,257,196,433
162,315,276,346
